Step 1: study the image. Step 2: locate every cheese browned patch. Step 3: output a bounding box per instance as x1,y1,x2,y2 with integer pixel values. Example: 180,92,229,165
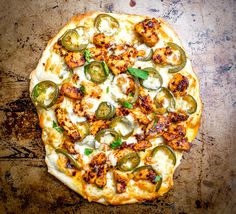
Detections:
29,11,202,205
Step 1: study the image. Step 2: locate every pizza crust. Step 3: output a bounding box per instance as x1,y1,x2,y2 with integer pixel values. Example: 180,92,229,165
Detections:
29,11,202,205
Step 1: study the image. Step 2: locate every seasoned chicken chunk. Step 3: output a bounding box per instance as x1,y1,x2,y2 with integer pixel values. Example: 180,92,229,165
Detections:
145,115,170,139
106,45,138,75
163,124,186,142
89,47,108,61
134,18,161,47
130,108,150,125
93,33,112,48
168,111,189,123
55,108,82,141
53,42,68,56
152,46,173,65
167,137,190,151
62,140,76,154
133,140,152,151
113,170,129,193
90,120,110,135
60,83,83,100
168,73,189,96
83,153,109,188
64,52,85,68
133,166,157,184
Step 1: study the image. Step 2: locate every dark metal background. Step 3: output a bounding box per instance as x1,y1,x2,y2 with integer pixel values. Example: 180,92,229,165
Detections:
0,0,235,213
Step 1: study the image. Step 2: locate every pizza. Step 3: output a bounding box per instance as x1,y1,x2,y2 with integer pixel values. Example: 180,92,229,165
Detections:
29,11,202,205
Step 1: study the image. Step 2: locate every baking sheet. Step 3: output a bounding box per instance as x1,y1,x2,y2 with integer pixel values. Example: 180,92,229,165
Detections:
0,0,235,213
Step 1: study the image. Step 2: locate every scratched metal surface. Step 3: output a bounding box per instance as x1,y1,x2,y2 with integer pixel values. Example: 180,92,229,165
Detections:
0,0,235,213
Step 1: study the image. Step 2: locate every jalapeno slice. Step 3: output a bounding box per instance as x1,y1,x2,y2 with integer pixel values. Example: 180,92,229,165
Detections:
155,175,163,192
154,87,176,113
76,121,90,140
151,145,176,165
110,116,134,138
182,94,197,114
117,152,140,171
31,80,59,108
167,42,187,73
141,67,163,90
61,29,88,52
55,149,81,170
95,102,116,120
94,14,119,36
84,61,108,83
138,49,154,61
95,129,120,145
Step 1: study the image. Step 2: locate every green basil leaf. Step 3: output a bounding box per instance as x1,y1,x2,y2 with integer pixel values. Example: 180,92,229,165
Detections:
84,148,93,156
127,68,149,80
122,101,133,109
84,49,91,63
154,175,162,183
80,85,86,94
110,138,122,149
102,61,110,76
53,121,64,133
106,86,109,93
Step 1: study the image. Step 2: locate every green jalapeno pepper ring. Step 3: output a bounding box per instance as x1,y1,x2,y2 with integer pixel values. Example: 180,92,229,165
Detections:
94,14,119,36
167,42,187,73
117,152,140,171
95,102,116,120
141,67,163,90
31,80,59,108
95,128,120,144
55,148,81,170
110,116,134,138
183,94,197,114
61,29,88,52
154,87,176,113
84,61,108,83
151,145,176,165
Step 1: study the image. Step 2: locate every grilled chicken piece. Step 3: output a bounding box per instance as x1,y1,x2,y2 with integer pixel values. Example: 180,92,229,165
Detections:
130,108,150,125
163,124,190,151
133,167,157,184
90,120,110,135
116,75,135,95
80,81,102,99
152,46,173,65
133,140,152,151
62,140,76,154
168,73,189,96
93,33,112,48
89,47,108,61
145,115,170,139
138,87,155,114
116,106,130,117
163,124,186,142
60,83,83,100
83,153,109,188
113,170,129,193
138,94,154,114
167,137,190,151
64,52,85,68
168,111,189,123
90,153,107,167
106,45,138,75
53,42,68,56
134,18,161,47
55,108,81,141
